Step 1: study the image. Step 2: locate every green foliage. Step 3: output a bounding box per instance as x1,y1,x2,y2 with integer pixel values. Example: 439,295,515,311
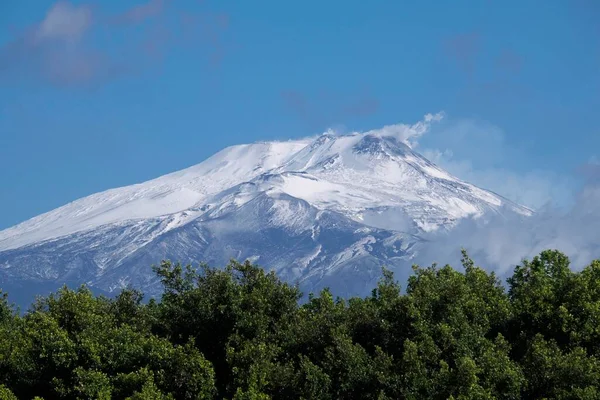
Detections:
0,251,599,399
0,385,18,400
0,292,14,325
0,284,215,399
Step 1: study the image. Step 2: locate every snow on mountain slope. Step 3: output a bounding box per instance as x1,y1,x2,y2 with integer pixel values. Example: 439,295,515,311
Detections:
0,190,419,298
0,140,309,251
0,119,534,301
0,131,530,252
273,133,531,229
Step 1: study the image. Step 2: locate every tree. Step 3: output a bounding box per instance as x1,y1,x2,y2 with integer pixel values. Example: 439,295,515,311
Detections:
0,249,598,399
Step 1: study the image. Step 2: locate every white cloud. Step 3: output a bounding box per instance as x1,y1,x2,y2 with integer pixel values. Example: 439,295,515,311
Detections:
35,1,92,43
424,112,445,123
414,180,600,279
334,114,572,210
319,114,577,211
324,113,571,210
423,148,573,209
0,1,104,86
384,115,600,279
417,118,575,209
364,111,445,148
322,114,598,278
0,0,206,87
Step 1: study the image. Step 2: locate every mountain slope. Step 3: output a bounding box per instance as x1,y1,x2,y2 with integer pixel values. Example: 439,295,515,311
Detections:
0,140,310,252
0,128,532,299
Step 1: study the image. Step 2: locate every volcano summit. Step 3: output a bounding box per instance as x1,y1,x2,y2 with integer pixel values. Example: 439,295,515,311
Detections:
0,118,532,301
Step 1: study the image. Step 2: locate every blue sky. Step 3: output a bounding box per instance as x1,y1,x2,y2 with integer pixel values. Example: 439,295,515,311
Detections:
0,0,599,230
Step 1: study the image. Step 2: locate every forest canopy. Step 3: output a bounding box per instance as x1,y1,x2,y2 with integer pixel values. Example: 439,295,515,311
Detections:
1,249,600,399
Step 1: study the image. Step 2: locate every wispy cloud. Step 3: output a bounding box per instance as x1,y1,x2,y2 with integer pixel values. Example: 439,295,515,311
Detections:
0,1,112,87
0,0,232,88
311,113,598,278
365,112,444,148
112,0,165,24
36,1,93,42
581,156,600,181
415,175,600,279
383,115,599,280
416,118,574,209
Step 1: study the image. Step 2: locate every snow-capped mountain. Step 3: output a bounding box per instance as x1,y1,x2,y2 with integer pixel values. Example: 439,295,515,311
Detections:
0,128,532,302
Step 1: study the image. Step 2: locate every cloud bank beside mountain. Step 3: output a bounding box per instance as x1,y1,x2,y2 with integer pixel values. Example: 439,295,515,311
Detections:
281,113,598,280
398,117,598,278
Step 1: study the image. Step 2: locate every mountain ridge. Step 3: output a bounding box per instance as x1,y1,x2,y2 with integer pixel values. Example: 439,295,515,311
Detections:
0,126,533,300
